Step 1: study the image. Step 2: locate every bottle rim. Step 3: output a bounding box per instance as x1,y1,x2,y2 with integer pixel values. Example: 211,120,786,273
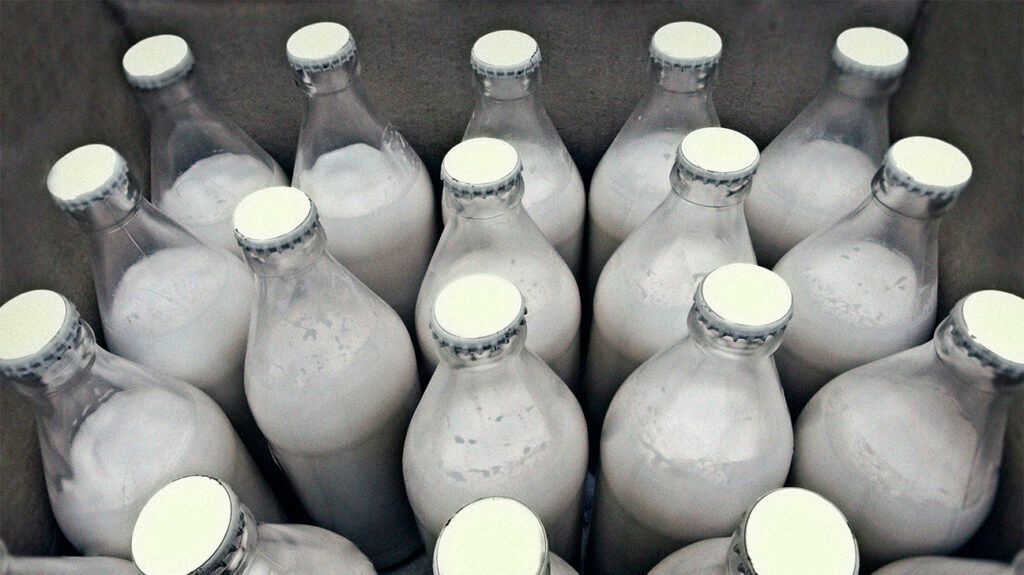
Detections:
123,35,195,90
693,263,792,341
882,136,972,198
831,27,909,79
649,21,722,69
287,21,357,72
0,290,79,380
233,186,320,254
471,30,542,78
676,127,760,184
949,290,1024,381
441,138,523,197
434,496,549,575
46,144,131,211
430,273,527,353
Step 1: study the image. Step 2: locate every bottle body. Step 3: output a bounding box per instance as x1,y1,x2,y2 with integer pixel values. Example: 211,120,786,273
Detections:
648,537,732,575
416,206,581,389
403,347,588,562
29,342,280,558
3,555,137,575
588,334,792,575
792,341,1010,566
240,523,377,575
245,251,421,568
873,556,1014,575
587,65,718,290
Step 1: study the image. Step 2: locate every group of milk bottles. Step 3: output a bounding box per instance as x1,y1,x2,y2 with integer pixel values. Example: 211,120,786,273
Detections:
0,14,1021,575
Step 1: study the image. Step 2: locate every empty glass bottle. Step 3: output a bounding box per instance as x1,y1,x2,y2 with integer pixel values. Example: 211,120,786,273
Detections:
46,144,258,442
773,136,972,411
404,274,588,562
746,27,909,267
131,476,375,575
648,488,859,575
588,263,794,575
874,553,1021,575
288,22,437,325
793,290,1024,566
433,497,578,575
123,35,288,255
234,186,421,568
587,21,721,291
415,138,581,389
0,540,136,575
0,291,282,558
450,30,585,275
585,127,759,442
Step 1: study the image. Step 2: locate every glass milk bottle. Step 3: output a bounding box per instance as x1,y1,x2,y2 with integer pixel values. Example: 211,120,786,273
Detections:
746,27,909,267
773,136,972,411
649,488,859,575
404,274,588,561
288,22,437,325
585,127,758,440
588,263,794,575
415,138,581,389
0,540,136,575
234,186,421,568
792,290,1024,566
874,553,1022,575
587,21,721,290
0,291,282,558
434,498,578,575
122,35,288,255
46,144,257,440
452,30,585,275
131,476,375,575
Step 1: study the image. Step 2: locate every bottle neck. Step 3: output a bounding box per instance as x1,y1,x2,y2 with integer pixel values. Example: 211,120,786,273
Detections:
293,56,363,96
437,325,528,371
242,226,331,277
445,176,525,219
670,165,752,207
686,308,783,359
12,321,98,401
135,74,203,119
473,68,540,101
649,59,717,94
823,60,901,100
211,503,259,575
871,166,959,219
933,315,1022,395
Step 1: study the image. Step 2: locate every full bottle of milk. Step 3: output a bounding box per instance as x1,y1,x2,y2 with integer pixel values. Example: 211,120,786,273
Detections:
122,35,288,255
131,476,375,575
452,30,585,275
46,145,257,441
0,291,282,558
773,136,971,410
288,22,437,326
649,488,859,575
434,498,578,575
588,264,794,575
746,27,909,267
404,274,588,562
233,186,421,569
874,553,1022,575
585,127,759,442
0,540,136,575
587,21,721,290
793,290,1024,566
415,138,581,389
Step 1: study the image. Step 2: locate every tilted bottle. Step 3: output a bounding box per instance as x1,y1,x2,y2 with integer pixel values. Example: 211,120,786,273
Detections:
588,263,794,575
46,144,258,442
587,21,721,290
123,35,288,255
793,290,1024,566
746,27,909,267
585,127,758,440
433,497,578,575
773,136,971,411
0,291,281,558
451,29,585,275
288,22,437,325
131,476,376,575
415,138,581,389
0,540,136,575
234,186,421,568
874,552,1022,575
404,274,588,561
648,488,859,575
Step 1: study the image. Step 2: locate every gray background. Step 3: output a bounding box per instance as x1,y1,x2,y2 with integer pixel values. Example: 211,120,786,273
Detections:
1,0,1021,571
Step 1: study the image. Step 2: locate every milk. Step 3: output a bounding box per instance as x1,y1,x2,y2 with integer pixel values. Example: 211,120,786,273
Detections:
248,523,377,574
3,556,137,575
159,153,288,254
648,538,731,575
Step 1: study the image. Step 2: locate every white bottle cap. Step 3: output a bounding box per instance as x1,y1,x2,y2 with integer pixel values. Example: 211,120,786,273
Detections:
955,290,1024,381
471,30,542,77
46,144,130,209
884,136,972,197
737,488,859,575
430,273,526,353
441,138,523,197
286,22,357,72
233,186,318,253
0,290,80,380
123,35,195,90
434,497,548,575
832,27,909,79
132,476,242,575
677,127,760,183
649,22,722,69
694,263,793,340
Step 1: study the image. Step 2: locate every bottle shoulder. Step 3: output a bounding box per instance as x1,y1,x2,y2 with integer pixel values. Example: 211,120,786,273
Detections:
648,537,732,575
252,523,376,575
873,556,1012,575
